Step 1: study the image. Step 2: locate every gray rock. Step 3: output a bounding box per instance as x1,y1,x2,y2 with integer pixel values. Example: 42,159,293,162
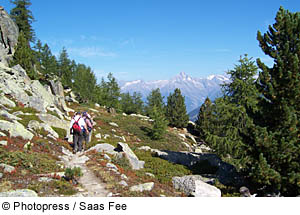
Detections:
138,146,152,151
38,177,53,183
87,143,118,155
0,140,7,146
109,122,119,127
172,175,221,197
95,133,102,139
129,182,154,192
116,142,145,170
0,94,16,107
119,180,128,187
95,103,100,108
49,80,64,97
0,189,38,197
0,8,19,66
0,120,34,140
121,174,128,180
145,173,155,178
104,154,111,161
0,109,21,121
0,163,15,173
154,149,243,186
106,163,119,171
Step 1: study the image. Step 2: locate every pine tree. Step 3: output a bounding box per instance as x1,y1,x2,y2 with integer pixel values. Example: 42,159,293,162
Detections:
195,97,212,139
100,73,121,109
33,40,58,76
253,6,300,195
73,64,97,103
57,47,73,87
9,31,36,79
10,0,35,43
165,88,189,128
150,105,169,140
146,88,165,116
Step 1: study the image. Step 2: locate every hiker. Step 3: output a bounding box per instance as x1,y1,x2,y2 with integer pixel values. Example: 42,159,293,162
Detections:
70,111,89,153
82,111,93,148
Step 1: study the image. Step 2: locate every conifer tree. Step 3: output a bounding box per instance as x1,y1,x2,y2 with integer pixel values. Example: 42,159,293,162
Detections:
165,88,189,128
146,88,165,116
9,31,36,79
253,6,300,195
33,40,58,76
10,0,35,43
100,73,121,109
195,97,212,139
57,47,73,87
150,105,169,140
73,64,97,103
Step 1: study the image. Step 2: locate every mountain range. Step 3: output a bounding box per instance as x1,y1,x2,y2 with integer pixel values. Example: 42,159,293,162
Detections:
119,72,229,121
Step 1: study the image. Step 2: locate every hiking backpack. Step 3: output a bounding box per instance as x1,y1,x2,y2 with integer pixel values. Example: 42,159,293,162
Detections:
72,117,82,133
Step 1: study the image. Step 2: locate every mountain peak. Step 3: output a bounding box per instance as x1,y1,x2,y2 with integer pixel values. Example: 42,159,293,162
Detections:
173,72,192,81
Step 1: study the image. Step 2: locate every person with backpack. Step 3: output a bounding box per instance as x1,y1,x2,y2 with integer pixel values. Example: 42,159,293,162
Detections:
82,111,93,148
69,111,89,153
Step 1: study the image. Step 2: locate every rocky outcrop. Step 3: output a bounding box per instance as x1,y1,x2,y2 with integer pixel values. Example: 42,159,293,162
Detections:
0,7,19,66
0,163,16,173
172,175,221,197
0,189,38,197
0,120,34,140
116,142,145,170
87,143,118,156
129,182,154,192
0,93,16,107
153,149,243,186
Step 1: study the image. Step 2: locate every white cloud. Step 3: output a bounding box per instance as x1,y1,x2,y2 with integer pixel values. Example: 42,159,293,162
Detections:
68,47,117,58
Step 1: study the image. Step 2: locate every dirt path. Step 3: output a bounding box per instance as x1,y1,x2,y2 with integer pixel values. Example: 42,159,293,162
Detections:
60,147,109,197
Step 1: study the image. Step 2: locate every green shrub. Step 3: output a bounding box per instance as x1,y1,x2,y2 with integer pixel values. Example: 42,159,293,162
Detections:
18,115,42,127
51,127,66,139
0,148,61,174
64,167,83,181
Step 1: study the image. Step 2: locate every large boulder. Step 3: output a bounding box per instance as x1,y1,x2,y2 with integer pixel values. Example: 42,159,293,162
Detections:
172,175,221,197
0,120,34,140
129,182,154,192
0,189,38,197
154,149,243,186
87,143,118,156
0,94,16,107
49,80,64,97
116,142,144,170
38,113,71,141
0,7,19,66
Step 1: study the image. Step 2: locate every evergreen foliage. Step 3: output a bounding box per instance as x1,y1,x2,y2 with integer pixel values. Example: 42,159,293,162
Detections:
72,64,97,103
165,88,189,128
57,47,74,87
195,97,212,139
33,40,58,76
9,31,36,79
99,73,121,109
146,88,165,116
10,0,35,43
120,92,144,114
254,6,300,195
150,105,169,140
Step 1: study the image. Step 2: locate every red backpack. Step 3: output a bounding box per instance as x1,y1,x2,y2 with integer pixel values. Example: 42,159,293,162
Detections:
72,117,82,133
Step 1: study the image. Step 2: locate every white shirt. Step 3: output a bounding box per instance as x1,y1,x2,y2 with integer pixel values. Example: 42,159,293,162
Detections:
70,115,86,130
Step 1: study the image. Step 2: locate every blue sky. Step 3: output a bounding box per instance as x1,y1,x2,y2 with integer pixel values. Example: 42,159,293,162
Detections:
2,0,300,81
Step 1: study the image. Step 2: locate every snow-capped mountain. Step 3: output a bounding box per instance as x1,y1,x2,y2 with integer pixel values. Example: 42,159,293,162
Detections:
119,72,229,117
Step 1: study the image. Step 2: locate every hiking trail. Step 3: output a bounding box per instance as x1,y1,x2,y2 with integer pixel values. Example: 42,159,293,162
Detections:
60,147,109,197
